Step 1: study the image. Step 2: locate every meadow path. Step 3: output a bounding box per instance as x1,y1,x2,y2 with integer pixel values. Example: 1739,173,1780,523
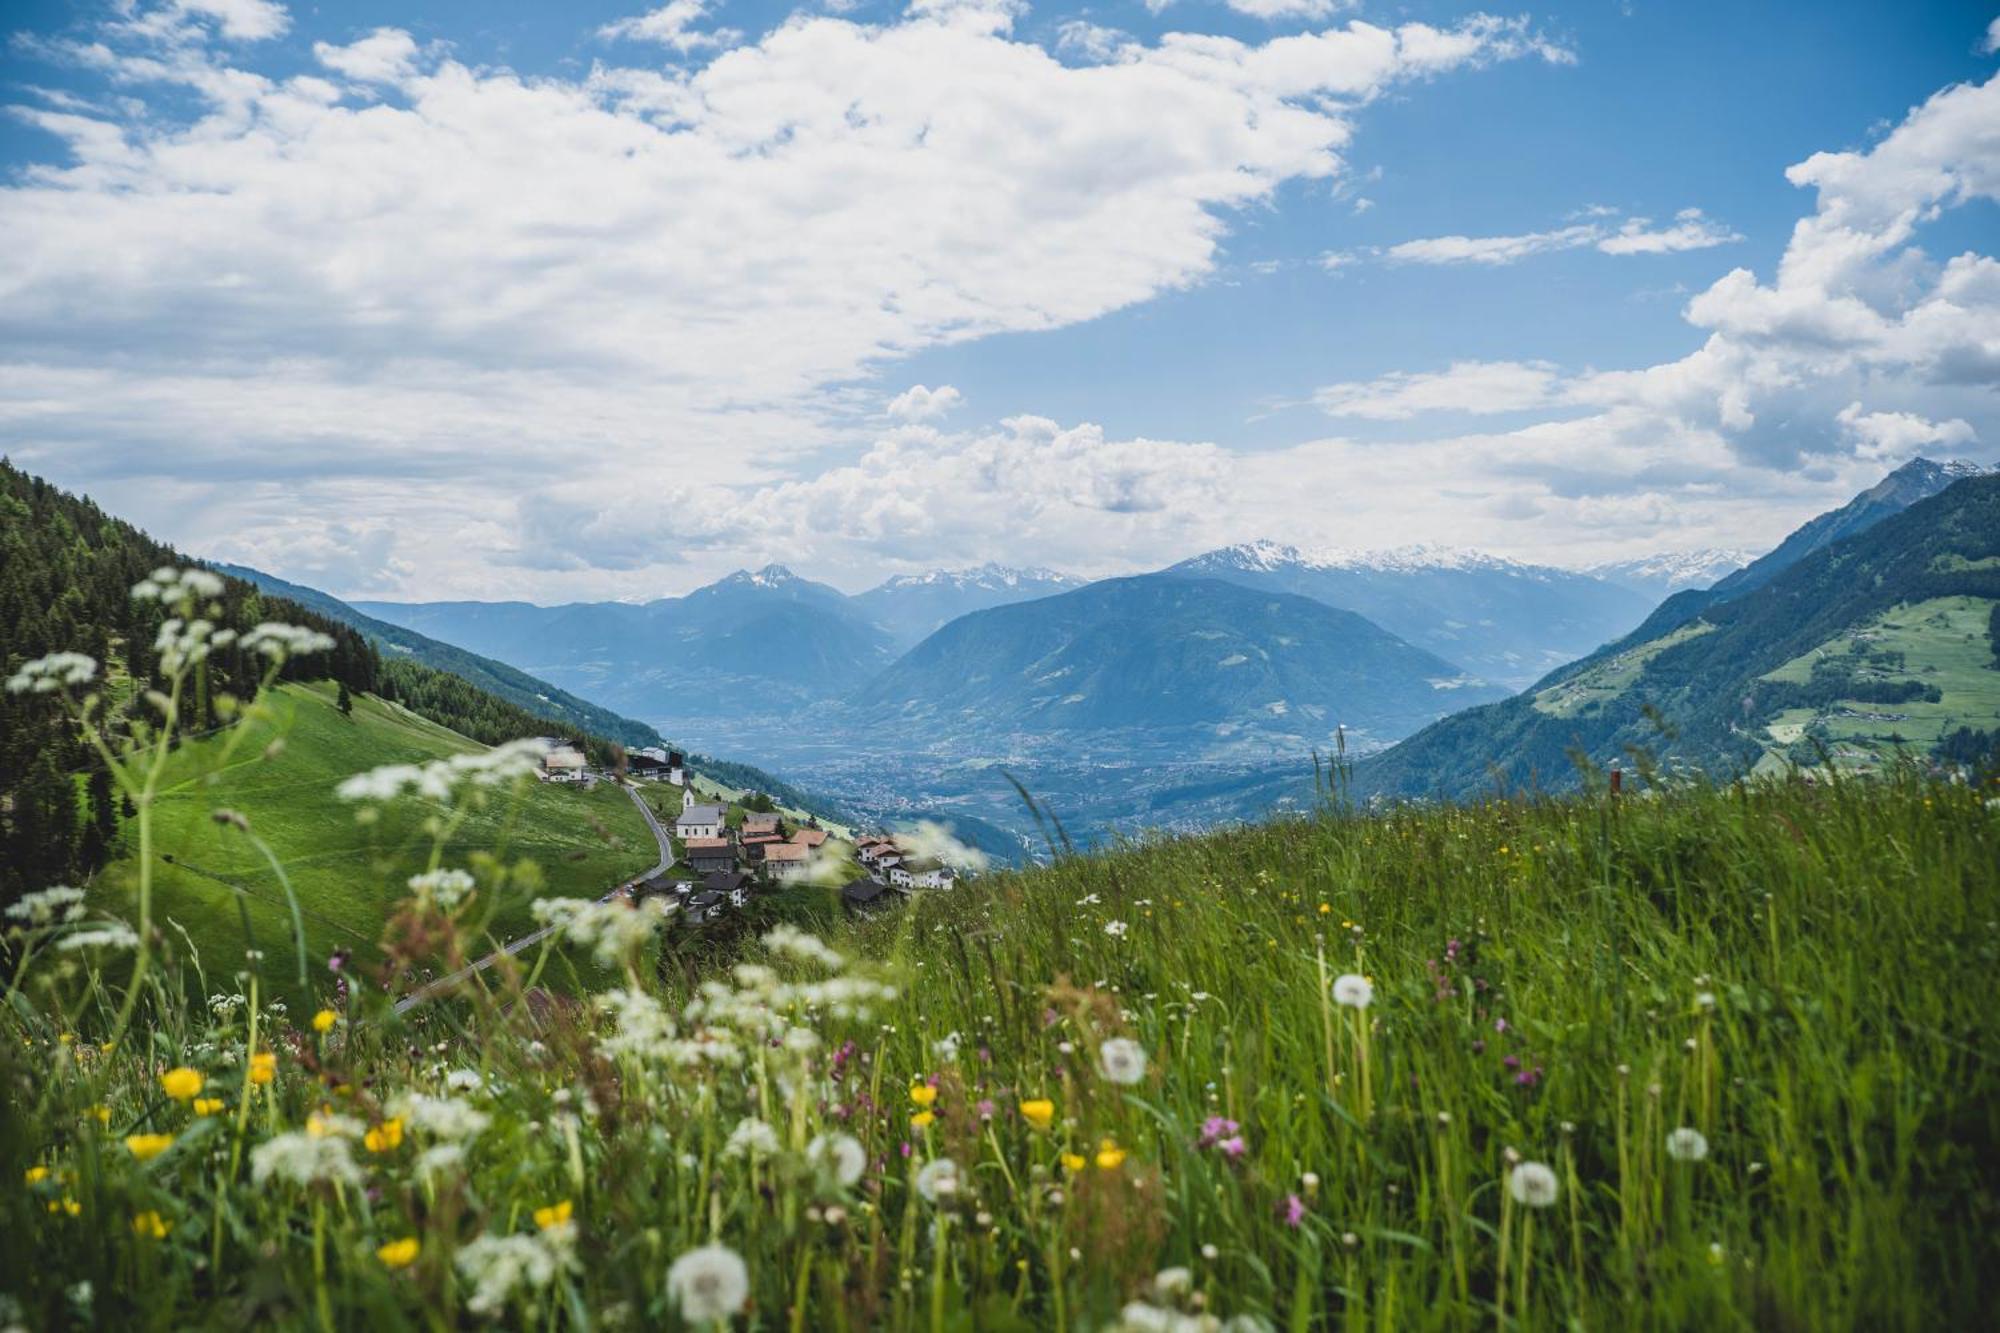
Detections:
391,783,675,1014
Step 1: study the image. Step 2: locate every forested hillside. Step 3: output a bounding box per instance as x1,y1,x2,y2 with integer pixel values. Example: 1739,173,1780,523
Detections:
218,564,666,751
0,462,633,902
1357,474,2000,798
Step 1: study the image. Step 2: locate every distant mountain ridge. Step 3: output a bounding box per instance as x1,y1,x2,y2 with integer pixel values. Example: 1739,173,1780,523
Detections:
849,573,1508,756
1167,542,1653,689
854,564,1083,651
1355,468,2000,800
1588,549,1754,599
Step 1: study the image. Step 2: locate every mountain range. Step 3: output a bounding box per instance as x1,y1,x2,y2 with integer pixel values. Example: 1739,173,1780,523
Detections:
1356,462,1999,800
1169,542,1654,689
848,574,1507,756
1587,549,1753,600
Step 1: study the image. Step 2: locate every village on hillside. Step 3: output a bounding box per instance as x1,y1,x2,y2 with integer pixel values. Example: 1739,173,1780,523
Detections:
532,738,964,924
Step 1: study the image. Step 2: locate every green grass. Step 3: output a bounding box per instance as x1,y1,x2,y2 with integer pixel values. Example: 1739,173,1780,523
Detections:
1758,595,2000,755
1532,621,1713,718
9,766,1997,1330
97,681,656,1004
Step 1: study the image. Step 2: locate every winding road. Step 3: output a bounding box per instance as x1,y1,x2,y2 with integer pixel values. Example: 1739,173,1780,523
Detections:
391,783,676,1015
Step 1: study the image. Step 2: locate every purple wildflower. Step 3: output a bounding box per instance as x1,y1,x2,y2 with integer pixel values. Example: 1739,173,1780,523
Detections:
1280,1194,1307,1228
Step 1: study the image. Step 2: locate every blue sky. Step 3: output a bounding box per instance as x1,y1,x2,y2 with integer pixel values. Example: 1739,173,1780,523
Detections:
1,1,1996,598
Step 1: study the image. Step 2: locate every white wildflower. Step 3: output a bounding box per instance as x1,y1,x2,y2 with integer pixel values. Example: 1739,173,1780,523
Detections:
239,622,335,662
444,1069,487,1094
1332,974,1373,1009
6,885,86,925
1104,920,1129,939
455,1233,563,1317
250,1131,363,1189
933,1031,962,1062
808,1133,867,1187
762,923,844,969
724,1117,780,1159
408,869,477,911
414,1144,465,1179
55,924,140,953
914,1157,962,1204
389,1092,491,1142
1097,1037,1149,1086
5,652,98,695
1152,1266,1194,1298
336,738,550,804
1665,1127,1710,1162
1507,1161,1560,1208
665,1244,749,1324
532,896,669,967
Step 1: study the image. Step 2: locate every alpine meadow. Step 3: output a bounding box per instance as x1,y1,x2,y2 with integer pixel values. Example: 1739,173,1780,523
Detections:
5,2,2000,1331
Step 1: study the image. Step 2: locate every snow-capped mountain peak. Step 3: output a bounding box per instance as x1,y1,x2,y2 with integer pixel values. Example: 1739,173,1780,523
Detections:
877,563,1076,592
1186,541,1535,576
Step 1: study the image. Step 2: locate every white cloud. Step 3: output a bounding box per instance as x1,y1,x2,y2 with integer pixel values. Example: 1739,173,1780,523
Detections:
598,2,739,52
1983,17,2000,55
0,7,1568,597
312,29,420,85
1835,402,1976,463
1383,208,1738,265
172,0,290,42
1224,0,1348,22
1385,224,1600,266
1055,21,1129,62
886,384,964,421
1313,360,1565,419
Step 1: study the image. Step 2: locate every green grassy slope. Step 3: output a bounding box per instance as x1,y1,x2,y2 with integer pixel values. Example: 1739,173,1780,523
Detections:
102,681,655,1002
1357,474,2000,798
10,772,1997,1329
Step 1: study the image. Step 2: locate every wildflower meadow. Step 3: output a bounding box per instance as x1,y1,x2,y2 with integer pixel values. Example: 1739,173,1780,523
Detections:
3,570,1999,1330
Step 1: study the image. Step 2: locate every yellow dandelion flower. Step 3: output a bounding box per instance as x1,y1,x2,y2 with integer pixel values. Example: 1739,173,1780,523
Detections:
1060,1152,1086,1173
88,1105,112,1126
909,1083,938,1108
125,1133,174,1162
311,1009,338,1034
910,1110,936,1129
364,1118,404,1153
193,1097,225,1116
1019,1099,1055,1130
25,1165,51,1185
159,1067,203,1102
50,1196,82,1217
1094,1139,1127,1171
1318,903,1331,914
248,1052,276,1086
132,1210,169,1240
533,1200,574,1230
376,1237,421,1268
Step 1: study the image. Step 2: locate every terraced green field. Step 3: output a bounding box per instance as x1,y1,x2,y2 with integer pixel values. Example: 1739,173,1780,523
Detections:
1758,595,2000,760
95,682,655,1003
1531,620,1713,718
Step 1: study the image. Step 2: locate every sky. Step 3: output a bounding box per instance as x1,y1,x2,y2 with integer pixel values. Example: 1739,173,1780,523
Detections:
1,0,1996,600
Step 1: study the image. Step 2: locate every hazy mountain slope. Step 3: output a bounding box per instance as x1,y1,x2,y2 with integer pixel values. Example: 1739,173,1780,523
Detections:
218,564,664,749
851,574,1506,751
357,565,897,718
1167,544,1652,688
1609,458,1991,656
853,564,1081,650
1354,473,2000,799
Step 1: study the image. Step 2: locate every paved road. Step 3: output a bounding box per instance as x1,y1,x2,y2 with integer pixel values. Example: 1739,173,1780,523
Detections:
391,782,676,1015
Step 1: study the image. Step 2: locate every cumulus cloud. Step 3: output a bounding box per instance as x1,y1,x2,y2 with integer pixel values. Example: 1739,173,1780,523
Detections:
1382,208,1739,265
312,29,420,84
597,2,739,52
0,4,1568,596
1225,0,1349,21
1294,69,2000,562
886,385,964,421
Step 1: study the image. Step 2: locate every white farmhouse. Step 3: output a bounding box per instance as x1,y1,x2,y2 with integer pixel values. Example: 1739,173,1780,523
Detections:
676,803,725,841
